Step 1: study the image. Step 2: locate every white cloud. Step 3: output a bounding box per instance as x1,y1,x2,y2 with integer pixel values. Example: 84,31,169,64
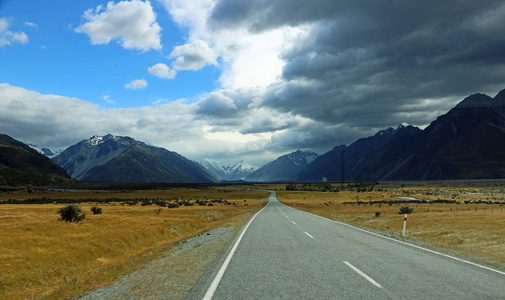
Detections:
103,94,114,104
75,0,161,51
0,17,29,47
148,63,176,79
169,40,217,70
125,79,148,90
158,0,214,41
159,1,305,89
24,22,38,28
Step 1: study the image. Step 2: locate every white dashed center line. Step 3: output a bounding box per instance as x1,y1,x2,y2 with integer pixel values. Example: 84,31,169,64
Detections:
343,261,382,288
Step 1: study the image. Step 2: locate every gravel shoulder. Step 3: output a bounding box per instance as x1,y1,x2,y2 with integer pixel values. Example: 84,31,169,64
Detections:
75,226,236,300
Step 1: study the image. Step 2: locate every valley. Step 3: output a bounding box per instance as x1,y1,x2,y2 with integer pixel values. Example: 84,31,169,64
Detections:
1,182,504,299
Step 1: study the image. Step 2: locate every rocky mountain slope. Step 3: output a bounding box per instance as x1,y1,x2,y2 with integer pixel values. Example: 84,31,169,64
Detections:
0,134,73,186
245,150,318,182
53,135,218,183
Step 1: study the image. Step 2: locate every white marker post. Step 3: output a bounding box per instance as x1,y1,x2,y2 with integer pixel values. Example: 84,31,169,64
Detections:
402,214,407,236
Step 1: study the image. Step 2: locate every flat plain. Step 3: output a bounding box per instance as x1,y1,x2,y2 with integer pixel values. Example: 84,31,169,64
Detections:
0,186,268,299
1,182,504,299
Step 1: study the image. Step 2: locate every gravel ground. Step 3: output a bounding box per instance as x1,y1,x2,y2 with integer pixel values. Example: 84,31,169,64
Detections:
75,226,235,300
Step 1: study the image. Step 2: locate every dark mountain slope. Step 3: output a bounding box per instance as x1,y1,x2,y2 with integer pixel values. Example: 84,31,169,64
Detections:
295,125,421,181
0,134,73,186
384,91,505,180
296,88,505,181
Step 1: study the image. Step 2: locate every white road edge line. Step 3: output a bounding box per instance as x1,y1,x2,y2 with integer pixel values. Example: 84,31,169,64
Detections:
202,204,267,300
287,203,505,276
304,231,314,239
344,261,383,288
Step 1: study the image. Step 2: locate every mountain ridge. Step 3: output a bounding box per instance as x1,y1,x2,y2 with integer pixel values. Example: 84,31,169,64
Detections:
296,88,505,181
246,150,318,182
53,135,218,183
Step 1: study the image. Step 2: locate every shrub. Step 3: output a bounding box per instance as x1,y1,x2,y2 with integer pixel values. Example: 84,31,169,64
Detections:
375,211,381,217
167,202,179,208
155,208,163,215
399,206,414,214
58,205,86,222
90,206,102,215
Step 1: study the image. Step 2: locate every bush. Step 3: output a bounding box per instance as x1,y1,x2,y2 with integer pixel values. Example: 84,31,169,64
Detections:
399,206,414,214
90,206,102,215
155,208,163,215
375,211,381,217
58,205,86,222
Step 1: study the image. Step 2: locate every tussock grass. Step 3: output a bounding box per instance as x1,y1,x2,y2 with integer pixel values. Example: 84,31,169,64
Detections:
0,188,269,299
276,183,505,271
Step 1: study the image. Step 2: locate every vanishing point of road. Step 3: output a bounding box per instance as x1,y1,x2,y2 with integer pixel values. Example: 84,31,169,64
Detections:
187,191,505,299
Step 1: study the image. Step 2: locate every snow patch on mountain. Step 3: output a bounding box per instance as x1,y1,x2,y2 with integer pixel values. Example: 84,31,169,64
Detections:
200,160,257,180
52,134,138,180
28,144,64,158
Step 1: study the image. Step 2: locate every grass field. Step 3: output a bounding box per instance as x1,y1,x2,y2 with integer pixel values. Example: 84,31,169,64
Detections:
0,186,269,299
276,182,505,271
2,182,504,299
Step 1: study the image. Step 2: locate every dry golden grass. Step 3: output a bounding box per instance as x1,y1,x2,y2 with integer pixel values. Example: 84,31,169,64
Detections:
276,183,505,271
0,188,269,299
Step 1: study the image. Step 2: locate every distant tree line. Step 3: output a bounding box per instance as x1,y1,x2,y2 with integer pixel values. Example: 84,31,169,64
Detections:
286,182,379,192
0,197,234,207
286,183,340,192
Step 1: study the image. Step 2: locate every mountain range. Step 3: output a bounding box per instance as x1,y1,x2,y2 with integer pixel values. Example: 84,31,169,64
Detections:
245,150,318,182
295,89,505,181
200,160,257,181
52,134,218,183
2,88,505,185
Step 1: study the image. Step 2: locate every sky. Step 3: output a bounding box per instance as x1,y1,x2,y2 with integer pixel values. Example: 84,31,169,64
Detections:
1,0,505,167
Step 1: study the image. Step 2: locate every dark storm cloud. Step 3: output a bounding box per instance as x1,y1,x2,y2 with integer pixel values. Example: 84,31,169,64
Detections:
233,0,505,135
267,123,371,154
202,0,505,161
195,89,253,118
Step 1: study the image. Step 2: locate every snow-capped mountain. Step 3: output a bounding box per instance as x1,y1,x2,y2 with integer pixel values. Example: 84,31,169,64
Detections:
28,144,64,158
245,150,319,182
201,160,257,180
52,134,218,183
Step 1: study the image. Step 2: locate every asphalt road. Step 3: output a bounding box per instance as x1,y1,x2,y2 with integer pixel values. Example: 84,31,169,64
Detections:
187,192,505,299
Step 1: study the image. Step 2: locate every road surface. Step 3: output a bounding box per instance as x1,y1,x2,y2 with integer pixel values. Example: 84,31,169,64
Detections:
187,192,505,299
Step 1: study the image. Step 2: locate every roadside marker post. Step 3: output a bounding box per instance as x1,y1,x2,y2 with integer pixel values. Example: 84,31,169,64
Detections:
402,214,407,237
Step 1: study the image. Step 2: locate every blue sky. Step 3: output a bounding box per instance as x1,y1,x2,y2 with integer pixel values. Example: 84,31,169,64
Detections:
1,0,505,166
0,0,220,108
